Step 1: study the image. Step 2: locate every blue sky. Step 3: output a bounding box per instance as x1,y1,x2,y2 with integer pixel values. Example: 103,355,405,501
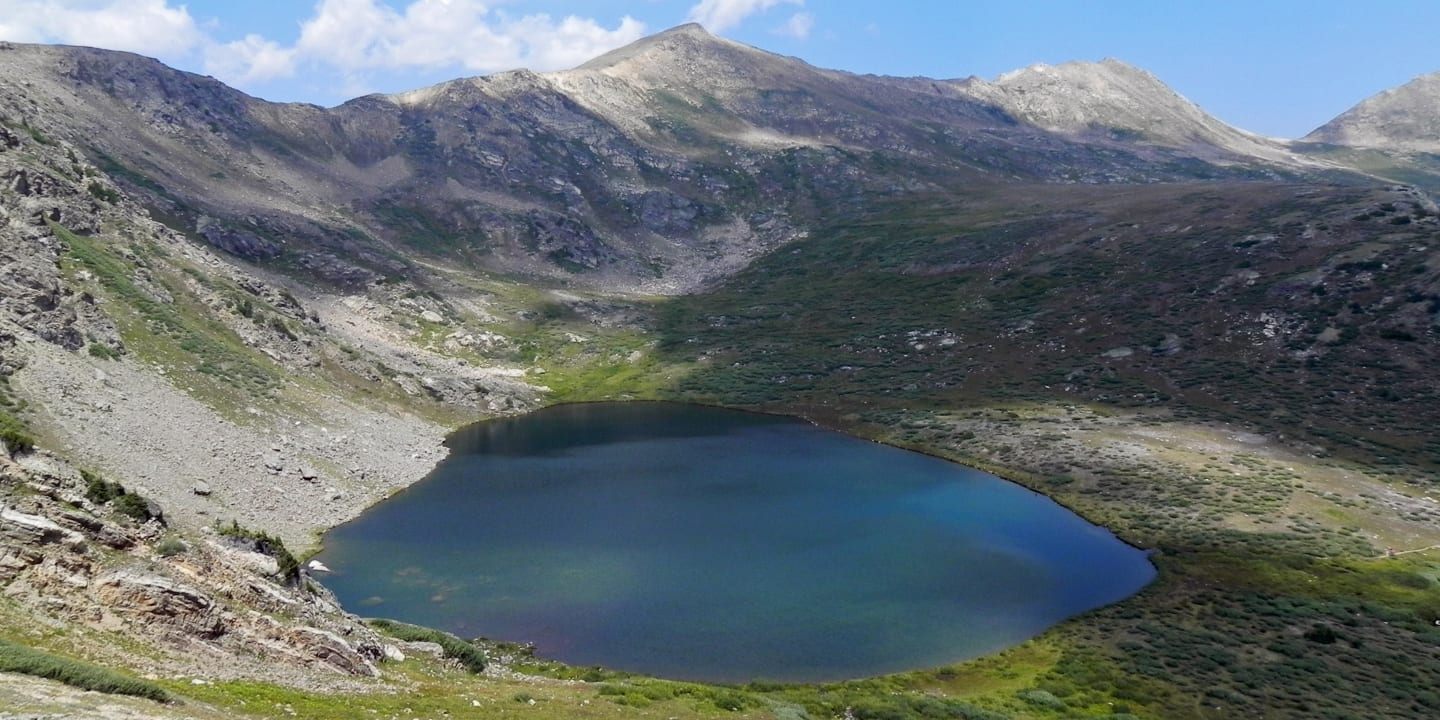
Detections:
1,1,1437,138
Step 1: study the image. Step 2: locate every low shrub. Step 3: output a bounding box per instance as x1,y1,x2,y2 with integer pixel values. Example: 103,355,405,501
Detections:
112,493,152,522
87,181,120,204
0,639,169,702
83,471,153,522
366,618,486,673
218,520,299,585
87,342,121,360
154,537,187,557
0,410,34,455
1017,688,1067,710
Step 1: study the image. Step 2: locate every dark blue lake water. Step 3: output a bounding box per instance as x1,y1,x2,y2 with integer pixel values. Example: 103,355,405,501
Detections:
317,402,1154,683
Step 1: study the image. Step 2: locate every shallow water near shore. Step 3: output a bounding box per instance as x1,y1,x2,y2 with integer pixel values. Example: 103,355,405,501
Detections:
318,402,1155,683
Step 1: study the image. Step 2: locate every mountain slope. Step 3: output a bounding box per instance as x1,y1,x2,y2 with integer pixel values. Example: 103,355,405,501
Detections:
954,59,1309,164
1304,71,1440,152
0,30,1342,297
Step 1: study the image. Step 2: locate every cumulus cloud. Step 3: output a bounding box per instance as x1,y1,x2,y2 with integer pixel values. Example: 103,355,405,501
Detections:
204,35,298,85
775,12,814,39
0,0,648,95
0,0,204,56
686,0,803,33
290,0,646,74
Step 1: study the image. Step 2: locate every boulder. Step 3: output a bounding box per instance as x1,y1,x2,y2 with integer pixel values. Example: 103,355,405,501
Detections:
92,570,226,640
1,504,86,549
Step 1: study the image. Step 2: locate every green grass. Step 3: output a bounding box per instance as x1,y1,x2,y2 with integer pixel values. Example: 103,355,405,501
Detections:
217,520,300,585
651,184,1440,476
366,618,486,673
0,638,169,702
0,410,34,454
54,223,284,414
0,367,34,454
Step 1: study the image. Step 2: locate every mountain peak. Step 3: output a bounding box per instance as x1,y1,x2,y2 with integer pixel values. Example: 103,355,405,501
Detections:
992,58,1159,90
1304,71,1440,152
956,57,1302,161
574,22,740,74
656,22,714,38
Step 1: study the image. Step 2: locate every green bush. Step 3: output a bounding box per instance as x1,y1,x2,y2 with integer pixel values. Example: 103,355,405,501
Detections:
1303,624,1339,644
0,639,168,702
154,537,187,557
0,405,34,454
83,470,123,504
268,316,297,340
113,493,152,522
87,342,121,360
366,618,486,673
1016,688,1067,710
83,471,153,522
87,181,120,204
710,690,753,712
218,520,300,585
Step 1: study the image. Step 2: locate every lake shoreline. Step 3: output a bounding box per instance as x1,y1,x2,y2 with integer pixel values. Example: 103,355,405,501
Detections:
318,401,1156,683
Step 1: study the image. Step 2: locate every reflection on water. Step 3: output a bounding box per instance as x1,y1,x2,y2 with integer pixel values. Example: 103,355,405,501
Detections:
319,402,1154,683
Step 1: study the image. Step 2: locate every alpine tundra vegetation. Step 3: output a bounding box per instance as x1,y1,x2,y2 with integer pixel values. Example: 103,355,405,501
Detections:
0,18,1439,720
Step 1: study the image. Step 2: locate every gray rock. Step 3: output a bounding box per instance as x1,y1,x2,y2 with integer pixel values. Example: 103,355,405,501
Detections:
1,504,86,550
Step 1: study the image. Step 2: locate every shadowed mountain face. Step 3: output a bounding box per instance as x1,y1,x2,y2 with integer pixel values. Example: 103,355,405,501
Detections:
0,26,1350,293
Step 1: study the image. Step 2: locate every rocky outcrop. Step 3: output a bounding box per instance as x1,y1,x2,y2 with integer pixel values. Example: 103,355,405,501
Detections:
0,127,123,354
0,504,85,580
1,451,384,679
195,215,282,259
1,504,86,549
93,571,226,640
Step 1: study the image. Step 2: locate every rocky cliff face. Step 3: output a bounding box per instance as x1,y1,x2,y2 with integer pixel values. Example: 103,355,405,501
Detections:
1304,71,1440,152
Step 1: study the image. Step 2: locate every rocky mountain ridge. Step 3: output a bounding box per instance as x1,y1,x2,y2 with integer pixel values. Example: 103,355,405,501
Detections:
0,26,1364,297
953,58,1308,164
1305,70,1440,152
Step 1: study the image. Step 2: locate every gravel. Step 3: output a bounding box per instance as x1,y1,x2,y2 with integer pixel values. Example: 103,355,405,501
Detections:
14,338,450,551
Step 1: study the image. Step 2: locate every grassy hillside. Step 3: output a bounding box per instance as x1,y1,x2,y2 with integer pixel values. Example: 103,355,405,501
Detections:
657,182,1440,473
637,181,1440,719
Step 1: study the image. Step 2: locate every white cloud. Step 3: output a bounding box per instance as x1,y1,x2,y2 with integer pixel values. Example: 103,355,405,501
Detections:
686,0,803,34
204,35,298,85
0,0,650,96
502,14,649,71
774,12,814,39
290,0,646,74
0,0,203,56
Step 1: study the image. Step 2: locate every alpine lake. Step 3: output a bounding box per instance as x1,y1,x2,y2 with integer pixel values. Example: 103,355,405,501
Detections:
317,402,1155,683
